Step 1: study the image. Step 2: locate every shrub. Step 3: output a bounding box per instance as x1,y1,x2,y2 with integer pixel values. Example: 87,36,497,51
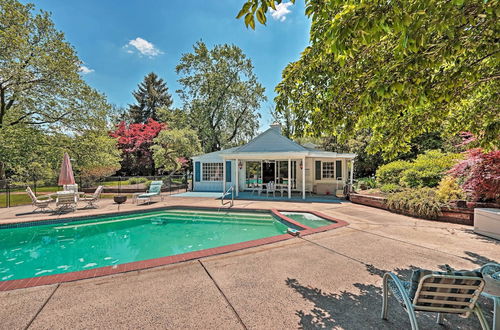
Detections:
380,183,402,193
436,176,466,202
129,177,148,184
356,177,377,190
400,150,463,188
376,161,411,185
449,148,500,202
386,188,443,219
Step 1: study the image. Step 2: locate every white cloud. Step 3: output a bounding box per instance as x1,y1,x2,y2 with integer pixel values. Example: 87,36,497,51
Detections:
270,2,293,22
125,37,163,57
79,65,94,74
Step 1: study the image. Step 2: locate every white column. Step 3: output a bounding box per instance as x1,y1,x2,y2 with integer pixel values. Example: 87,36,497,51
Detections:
350,159,355,185
302,157,306,199
288,158,291,199
235,158,239,196
222,160,226,192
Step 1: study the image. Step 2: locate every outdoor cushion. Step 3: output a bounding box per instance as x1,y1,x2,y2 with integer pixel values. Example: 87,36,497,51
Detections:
408,268,482,308
137,192,158,198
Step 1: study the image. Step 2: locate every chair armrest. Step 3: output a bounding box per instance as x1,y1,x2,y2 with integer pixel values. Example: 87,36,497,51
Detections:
383,272,414,308
37,195,53,201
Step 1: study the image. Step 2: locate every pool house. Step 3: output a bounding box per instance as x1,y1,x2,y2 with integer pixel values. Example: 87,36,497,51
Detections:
191,124,356,199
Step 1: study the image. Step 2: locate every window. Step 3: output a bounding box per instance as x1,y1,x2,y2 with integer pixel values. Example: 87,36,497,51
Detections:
202,163,223,181
322,162,335,179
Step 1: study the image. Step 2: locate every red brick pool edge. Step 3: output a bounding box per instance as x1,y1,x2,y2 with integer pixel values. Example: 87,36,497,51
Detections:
0,208,348,291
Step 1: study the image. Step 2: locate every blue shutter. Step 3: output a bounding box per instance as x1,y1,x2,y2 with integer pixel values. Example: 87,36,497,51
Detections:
336,160,342,179
315,161,322,180
225,161,232,182
195,162,201,182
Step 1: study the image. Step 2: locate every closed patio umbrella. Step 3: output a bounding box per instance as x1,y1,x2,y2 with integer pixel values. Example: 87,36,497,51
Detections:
58,152,75,186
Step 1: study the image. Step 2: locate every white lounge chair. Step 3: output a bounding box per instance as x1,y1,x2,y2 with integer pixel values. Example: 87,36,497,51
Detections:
135,181,163,205
80,185,103,208
26,187,52,212
382,268,489,329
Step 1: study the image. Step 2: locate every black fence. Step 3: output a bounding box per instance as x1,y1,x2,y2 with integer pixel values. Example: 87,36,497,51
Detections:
0,173,191,208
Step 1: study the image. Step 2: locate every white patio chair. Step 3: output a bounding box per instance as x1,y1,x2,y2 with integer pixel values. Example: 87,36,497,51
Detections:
80,185,103,208
26,187,53,212
56,192,77,213
63,184,78,193
382,268,489,329
265,181,276,198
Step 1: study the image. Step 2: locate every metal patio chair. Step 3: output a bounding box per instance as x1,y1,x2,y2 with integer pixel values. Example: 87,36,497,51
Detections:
55,192,77,213
382,268,489,329
80,185,103,208
26,187,53,212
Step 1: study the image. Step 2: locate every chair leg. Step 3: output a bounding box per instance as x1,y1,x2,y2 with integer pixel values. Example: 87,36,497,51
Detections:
406,308,419,330
381,275,389,320
436,313,444,325
474,305,491,330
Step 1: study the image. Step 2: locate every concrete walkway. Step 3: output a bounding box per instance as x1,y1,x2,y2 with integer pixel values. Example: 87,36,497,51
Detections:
0,197,498,329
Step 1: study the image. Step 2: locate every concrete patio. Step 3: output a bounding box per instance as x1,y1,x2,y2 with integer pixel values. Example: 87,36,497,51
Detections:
0,196,498,329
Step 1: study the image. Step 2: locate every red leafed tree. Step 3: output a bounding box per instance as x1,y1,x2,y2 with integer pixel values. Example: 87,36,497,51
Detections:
110,119,166,175
449,148,500,202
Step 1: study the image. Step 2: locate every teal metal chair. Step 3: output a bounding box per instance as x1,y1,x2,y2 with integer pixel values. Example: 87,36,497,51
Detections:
135,180,163,205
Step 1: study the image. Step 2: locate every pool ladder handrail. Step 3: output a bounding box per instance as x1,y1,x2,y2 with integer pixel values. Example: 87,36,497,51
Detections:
221,186,234,208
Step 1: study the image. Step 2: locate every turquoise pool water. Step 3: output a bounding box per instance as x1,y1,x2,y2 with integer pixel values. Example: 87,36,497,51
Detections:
281,212,334,228
0,209,293,281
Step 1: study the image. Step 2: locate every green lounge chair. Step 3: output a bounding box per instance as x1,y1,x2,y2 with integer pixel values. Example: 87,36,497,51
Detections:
135,180,163,205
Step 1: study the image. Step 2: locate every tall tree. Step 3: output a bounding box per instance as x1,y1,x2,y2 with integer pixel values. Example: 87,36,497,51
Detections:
110,119,165,176
152,128,202,178
0,0,120,179
237,0,499,158
177,41,266,153
128,72,173,123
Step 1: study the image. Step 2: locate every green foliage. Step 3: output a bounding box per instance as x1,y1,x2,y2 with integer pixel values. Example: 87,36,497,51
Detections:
376,161,411,185
355,177,377,190
0,0,120,183
152,128,202,174
176,41,265,152
128,177,148,184
128,72,173,123
436,176,466,202
238,0,499,157
0,0,109,131
399,151,463,188
386,188,443,219
377,150,462,188
380,184,402,194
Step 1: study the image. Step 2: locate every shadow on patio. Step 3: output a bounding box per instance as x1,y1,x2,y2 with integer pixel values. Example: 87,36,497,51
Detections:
286,264,493,329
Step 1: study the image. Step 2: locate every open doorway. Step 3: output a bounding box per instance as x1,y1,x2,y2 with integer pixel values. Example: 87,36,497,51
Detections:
262,161,275,184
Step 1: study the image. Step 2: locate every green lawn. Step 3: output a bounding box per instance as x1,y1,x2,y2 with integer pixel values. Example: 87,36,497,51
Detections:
0,194,33,207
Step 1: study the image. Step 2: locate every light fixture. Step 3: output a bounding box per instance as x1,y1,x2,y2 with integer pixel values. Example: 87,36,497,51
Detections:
238,161,243,169
300,161,303,170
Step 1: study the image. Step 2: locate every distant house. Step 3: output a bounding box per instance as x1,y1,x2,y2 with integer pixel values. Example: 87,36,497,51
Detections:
191,124,356,199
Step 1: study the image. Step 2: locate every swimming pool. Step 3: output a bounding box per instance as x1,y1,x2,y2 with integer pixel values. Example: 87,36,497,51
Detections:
0,209,301,282
281,212,334,229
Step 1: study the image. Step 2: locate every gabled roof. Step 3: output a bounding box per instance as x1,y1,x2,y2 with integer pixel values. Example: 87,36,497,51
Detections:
192,125,357,160
233,126,307,153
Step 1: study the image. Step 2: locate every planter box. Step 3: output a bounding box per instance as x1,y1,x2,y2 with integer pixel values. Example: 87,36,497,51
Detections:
349,193,500,226
474,208,500,240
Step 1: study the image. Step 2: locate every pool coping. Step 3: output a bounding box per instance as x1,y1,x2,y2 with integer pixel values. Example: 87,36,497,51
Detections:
0,207,349,291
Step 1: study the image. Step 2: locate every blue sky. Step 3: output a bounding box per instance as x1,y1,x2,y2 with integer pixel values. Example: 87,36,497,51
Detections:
30,0,310,130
